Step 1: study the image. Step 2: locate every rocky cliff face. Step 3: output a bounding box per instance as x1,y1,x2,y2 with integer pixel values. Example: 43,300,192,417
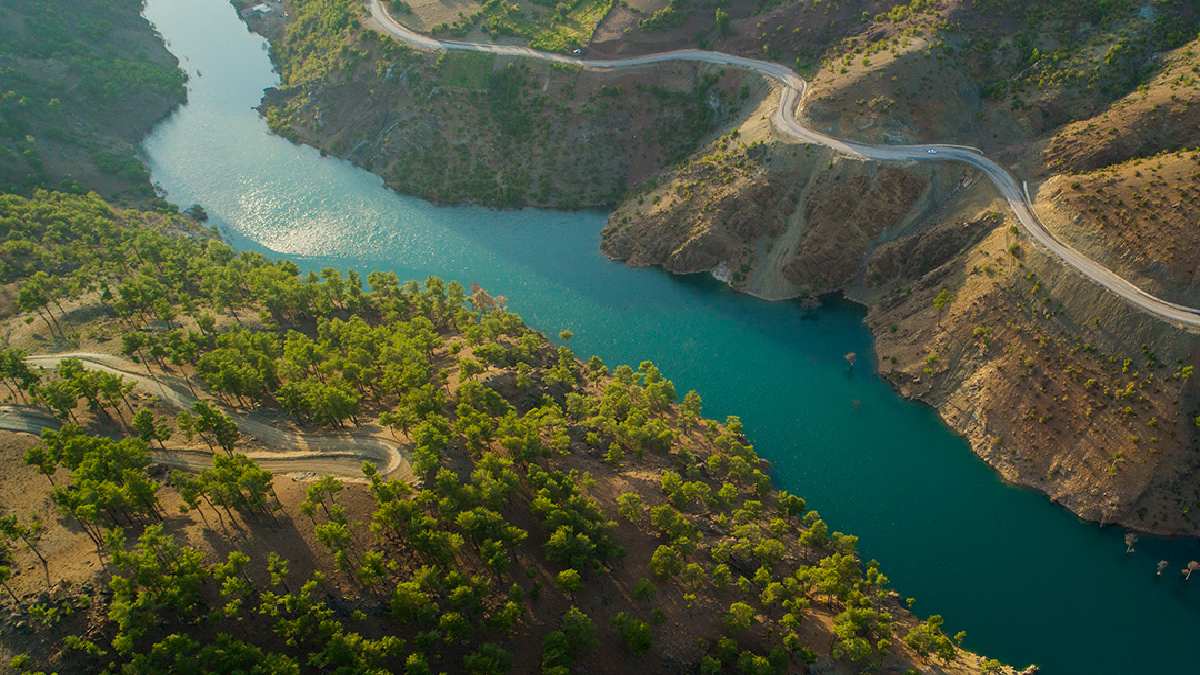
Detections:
602,92,967,300
603,96,1200,535
865,194,1200,535
248,0,1200,535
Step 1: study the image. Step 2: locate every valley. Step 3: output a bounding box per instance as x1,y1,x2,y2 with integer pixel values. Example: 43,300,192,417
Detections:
0,0,1197,673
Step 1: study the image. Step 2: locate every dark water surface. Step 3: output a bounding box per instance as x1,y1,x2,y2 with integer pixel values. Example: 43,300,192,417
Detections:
141,0,1200,671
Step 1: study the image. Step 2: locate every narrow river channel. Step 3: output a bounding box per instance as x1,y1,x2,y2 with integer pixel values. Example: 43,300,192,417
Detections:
140,0,1200,671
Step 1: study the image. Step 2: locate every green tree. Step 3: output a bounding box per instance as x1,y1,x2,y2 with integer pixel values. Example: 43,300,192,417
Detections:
612,612,652,654
106,525,207,654
904,614,957,663
714,7,731,36
555,568,582,594
37,378,80,421
179,401,239,454
541,606,596,673
616,492,643,523
123,633,299,674
725,601,756,633
681,389,702,427
463,643,511,674
0,542,23,607
0,348,39,401
649,544,684,579
131,409,172,449
18,271,63,335
0,514,49,587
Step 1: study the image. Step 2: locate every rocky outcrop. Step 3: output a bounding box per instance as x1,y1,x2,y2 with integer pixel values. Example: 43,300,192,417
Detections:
864,194,1200,535
605,105,1200,535
603,93,970,300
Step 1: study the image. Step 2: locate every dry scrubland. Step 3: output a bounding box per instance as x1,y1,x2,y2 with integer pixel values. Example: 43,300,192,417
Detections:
598,0,1200,534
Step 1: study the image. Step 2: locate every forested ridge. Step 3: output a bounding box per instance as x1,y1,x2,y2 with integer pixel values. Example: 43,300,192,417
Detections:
0,190,1002,673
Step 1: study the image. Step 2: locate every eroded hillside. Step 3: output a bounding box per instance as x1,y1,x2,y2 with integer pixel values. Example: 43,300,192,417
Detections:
603,91,967,300
601,0,1200,534
603,91,1200,535
242,0,1200,536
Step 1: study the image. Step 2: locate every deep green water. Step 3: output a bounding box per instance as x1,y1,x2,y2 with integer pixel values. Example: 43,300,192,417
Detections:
140,0,1199,671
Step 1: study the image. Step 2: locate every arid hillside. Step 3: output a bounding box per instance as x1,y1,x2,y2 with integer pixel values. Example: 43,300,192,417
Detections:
600,0,1200,534
0,188,1008,674
1036,150,1200,307
602,91,968,300
243,0,1200,536
603,91,1200,536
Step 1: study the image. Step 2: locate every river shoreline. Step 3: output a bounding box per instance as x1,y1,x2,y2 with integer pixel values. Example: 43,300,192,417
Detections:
138,1,1200,671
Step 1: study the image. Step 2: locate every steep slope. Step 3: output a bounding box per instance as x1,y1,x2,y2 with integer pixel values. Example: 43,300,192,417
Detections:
0,190,1007,674
1036,150,1200,306
604,95,1200,535
0,0,187,205
864,190,1200,535
798,0,1200,152
1041,36,1200,174
252,0,758,208
603,91,967,300
240,0,1200,536
600,0,1200,533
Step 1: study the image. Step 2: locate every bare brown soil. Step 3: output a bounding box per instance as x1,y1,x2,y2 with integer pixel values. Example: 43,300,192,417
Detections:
247,0,1200,538
1037,150,1200,306
606,119,1200,535
863,188,1200,536
589,0,880,74
1041,37,1200,174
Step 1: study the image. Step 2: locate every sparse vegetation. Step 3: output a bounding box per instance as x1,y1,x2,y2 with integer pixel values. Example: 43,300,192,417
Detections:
0,0,186,203
0,187,996,672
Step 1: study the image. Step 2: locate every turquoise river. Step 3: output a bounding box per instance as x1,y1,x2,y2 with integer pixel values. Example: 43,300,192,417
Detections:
141,0,1199,671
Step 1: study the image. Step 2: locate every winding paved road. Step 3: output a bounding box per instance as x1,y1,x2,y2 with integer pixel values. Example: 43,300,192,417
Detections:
368,0,1200,330
1,353,412,482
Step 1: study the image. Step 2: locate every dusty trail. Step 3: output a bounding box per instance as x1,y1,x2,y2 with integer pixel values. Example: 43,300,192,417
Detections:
1,353,411,482
367,0,1200,330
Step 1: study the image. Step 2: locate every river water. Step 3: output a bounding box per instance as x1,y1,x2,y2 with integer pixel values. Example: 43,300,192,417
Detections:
140,0,1199,671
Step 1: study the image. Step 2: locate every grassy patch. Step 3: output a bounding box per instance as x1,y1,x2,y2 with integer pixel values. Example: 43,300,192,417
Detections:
530,0,614,51
433,0,614,52
437,51,497,88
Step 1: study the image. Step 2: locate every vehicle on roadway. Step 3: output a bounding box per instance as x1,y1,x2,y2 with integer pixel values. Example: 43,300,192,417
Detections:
927,148,938,154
